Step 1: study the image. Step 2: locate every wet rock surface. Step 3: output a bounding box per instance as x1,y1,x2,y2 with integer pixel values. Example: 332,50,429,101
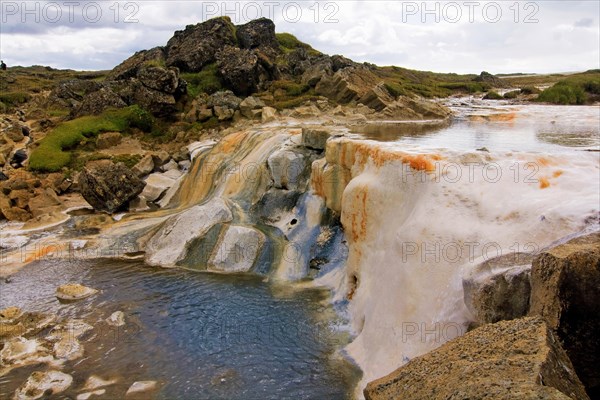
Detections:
463,252,534,324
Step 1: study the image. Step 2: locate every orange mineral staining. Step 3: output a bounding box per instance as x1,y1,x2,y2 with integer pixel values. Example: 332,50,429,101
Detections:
553,170,563,178
539,177,550,189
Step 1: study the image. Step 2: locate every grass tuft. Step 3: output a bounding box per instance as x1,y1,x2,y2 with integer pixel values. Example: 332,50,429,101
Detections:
29,106,153,172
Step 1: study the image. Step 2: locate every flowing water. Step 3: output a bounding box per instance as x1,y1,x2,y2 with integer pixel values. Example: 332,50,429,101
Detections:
1,101,598,399
0,260,360,399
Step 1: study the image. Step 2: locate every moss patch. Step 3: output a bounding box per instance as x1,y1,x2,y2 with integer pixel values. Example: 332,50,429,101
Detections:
181,63,223,97
29,106,153,172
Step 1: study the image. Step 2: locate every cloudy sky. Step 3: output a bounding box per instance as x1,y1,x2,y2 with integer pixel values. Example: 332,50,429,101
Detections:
0,1,598,74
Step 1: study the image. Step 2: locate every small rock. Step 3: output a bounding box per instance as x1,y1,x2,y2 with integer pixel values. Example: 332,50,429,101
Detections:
14,371,73,400
132,154,155,177
261,106,277,123
56,283,98,301
302,128,331,150
53,337,84,360
140,173,176,203
106,311,125,327
129,197,149,212
77,389,106,400
5,125,24,142
239,96,266,118
161,159,179,172
178,160,191,171
151,150,170,167
83,375,118,390
0,337,53,368
126,380,157,396
0,306,23,322
96,132,122,149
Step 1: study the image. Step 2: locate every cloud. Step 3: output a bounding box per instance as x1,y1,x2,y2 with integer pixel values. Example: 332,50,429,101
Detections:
574,18,593,28
0,0,598,74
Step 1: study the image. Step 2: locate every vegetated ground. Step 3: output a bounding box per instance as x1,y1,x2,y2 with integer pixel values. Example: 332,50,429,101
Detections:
1,33,598,177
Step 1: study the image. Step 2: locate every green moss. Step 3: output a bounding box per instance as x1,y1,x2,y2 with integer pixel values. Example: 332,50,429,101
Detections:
483,91,503,100
143,59,166,68
440,82,489,93
0,92,31,107
276,33,321,56
181,63,223,97
29,105,153,172
271,80,310,96
520,86,541,95
112,154,142,168
383,82,405,98
537,83,587,105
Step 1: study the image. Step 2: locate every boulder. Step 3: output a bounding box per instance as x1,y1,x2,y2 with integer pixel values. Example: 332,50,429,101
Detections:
208,225,266,273
10,149,27,168
145,198,232,267
315,66,381,105
364,317,589,400
530,232,600,395
96,132,122,149
4,124,24,142
162,159,179,172
14,371,73,400
72,87,127,117
56,283,98,300
214,105,235,121
27,188,64,218
235,18,279,50
108,47,166,81
140,173,176,202
302,128,331,150
207,90,242,111
165,16,236,72
381,96,452,120
137,65,179,93
216,46,274,96
152,150,171,167
0,193,31,221
267,149,308,191
79,160,145,213
261,106,277,123
132,154,155,177
463,252,533,324
239,96,266,118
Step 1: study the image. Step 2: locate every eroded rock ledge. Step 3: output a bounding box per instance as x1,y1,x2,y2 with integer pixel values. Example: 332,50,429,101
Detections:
364,316,589,400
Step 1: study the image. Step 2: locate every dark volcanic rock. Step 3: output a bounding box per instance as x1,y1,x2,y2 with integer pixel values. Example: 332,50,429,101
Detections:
530,232,600,396
72,87,127,117
79,160,145,213
474,71,508,88
137,65,180,93
108,47,166,81
364,317,590,400
236,18,278,50
216,46,277,96
166,16,237,72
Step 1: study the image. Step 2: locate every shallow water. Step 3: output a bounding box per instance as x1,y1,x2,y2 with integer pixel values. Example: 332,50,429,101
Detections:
354,103,600,152
0,260,360,399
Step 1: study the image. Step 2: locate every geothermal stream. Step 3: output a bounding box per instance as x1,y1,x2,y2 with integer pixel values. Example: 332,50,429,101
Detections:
1,100,599,398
